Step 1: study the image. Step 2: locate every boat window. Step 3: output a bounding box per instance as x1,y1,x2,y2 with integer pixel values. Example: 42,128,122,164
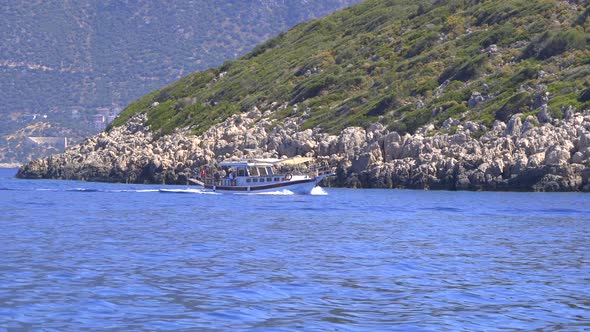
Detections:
274,177,280,182
237,167,246,177
266,167,273,175
258,167,267,176
260,178,265,182
253,178,258,183
248,167,258,177
267,177,272,182
246,178,251,183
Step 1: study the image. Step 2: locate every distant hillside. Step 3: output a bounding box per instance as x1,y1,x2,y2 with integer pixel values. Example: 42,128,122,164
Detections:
111,0,590,136
0,0,359,114
0,0,360,163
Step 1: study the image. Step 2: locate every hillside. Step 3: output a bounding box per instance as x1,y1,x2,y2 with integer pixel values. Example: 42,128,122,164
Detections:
18,0,590,191
0,0,360,163
0,0,360,113
111,0,590,136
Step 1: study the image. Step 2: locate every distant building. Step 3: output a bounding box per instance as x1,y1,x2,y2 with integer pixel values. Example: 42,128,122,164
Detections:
25,137,68,149
92,114,106,131
91,106,122,130
31,114,48,121
95,107,112,117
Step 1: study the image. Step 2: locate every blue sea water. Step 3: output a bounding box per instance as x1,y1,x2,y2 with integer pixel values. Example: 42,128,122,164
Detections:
0,167,589,331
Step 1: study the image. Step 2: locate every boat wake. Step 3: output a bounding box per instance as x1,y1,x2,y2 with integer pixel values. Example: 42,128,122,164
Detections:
158,188,219,195
0,187,161,193
1,186,327,195
241,189,295,196
66,188,101,192
311,186,328,195
64,188,161,193
238,186,328,196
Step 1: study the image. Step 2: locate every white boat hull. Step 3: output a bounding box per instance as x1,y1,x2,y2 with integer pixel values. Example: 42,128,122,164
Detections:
202,174,331,195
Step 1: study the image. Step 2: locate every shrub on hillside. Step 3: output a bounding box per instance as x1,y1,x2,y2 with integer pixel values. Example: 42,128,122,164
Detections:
495,92,531,121
405,31,440,58
522,29,589,60
366,95,400,117
439,55,488,83
511,66,538,84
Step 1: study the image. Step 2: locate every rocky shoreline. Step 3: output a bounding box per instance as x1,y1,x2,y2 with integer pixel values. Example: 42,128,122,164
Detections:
17,107,590,192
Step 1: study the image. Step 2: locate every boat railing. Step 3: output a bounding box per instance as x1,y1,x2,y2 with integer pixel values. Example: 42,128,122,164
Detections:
197,160,335,186
204,178,237,186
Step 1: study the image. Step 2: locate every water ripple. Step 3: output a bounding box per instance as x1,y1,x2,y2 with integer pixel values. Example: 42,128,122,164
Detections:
0,169,589,330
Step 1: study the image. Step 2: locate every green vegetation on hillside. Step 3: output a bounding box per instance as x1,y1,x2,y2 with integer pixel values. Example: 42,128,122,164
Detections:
111,0,590,136
0,0,359,115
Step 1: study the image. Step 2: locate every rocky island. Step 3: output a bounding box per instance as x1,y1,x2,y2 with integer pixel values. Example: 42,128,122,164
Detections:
17,0,590,191
17,105,590,191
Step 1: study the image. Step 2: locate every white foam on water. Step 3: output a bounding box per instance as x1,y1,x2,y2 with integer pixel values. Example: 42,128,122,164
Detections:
159,188,218,195
34,188,161,193
251,189,295,195
112,189,160,193
66,188,99,192
234,190,294,196
311,186,328,195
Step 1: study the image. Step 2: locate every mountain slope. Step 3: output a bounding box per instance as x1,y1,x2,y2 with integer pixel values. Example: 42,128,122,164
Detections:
0,0,359,114
111,0,590,136
0,0,360,163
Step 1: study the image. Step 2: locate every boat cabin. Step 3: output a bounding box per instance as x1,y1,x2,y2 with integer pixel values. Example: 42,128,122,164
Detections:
207,159,295,188
195,157,333,193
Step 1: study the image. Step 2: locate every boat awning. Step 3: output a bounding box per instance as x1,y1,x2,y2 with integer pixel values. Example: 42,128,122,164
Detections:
274,156,313,166
219,156,313,167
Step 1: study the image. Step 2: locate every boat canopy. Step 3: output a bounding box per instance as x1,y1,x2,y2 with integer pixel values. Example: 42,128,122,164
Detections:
274,156,313,166
219,156,313,167
219,159,276,167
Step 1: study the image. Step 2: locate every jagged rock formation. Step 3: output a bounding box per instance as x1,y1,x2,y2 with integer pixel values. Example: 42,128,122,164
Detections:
18,108,590,192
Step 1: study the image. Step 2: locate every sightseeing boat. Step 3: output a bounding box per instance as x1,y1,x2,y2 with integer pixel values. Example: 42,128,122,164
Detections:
190,157,334,194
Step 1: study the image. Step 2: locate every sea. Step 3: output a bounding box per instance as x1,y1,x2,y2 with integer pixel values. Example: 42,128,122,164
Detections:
0,167,588,331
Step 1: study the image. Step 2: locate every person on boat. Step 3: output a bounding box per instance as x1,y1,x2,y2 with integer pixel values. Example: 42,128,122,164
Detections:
214,171,220,185
200,167,206,180
228,169,235,186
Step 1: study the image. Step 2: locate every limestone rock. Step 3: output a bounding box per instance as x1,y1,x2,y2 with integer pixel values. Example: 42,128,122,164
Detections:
505,115,522,137
538,104,552,123
544,145,570,166
468,91,485,108
16,103,590,191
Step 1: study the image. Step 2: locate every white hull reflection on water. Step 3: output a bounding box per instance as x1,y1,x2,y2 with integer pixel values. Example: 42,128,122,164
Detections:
0,168,589,331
